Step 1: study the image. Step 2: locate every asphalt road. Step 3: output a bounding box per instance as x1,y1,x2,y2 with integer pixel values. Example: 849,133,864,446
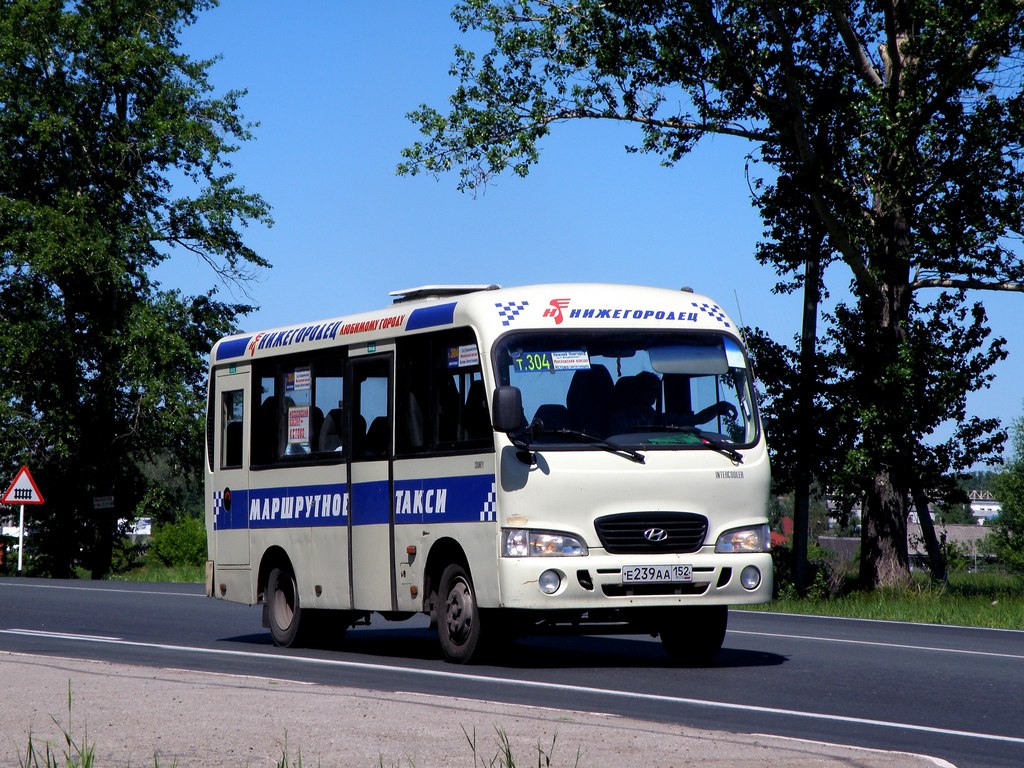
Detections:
0,577,1021,767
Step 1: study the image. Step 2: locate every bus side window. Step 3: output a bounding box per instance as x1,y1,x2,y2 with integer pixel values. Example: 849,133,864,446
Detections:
313,367,344,455
251,357,346,466
396,328,487,456
353,360,390,459
221,390,244,469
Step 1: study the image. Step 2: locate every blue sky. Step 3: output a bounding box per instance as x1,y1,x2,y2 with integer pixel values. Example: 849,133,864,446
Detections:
169,1,1022,455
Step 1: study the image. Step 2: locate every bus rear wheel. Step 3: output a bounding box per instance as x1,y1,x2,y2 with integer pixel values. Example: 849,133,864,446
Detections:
659,605,728,666
436,563,482,663
267,565,302,647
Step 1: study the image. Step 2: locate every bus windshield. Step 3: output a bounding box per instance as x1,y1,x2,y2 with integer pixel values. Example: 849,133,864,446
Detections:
494,331,759,449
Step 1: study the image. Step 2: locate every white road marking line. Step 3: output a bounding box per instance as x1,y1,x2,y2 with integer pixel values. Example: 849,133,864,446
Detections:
0,582,201,597
2,628,1022,747
740,608,1024,635
729,629,1024,660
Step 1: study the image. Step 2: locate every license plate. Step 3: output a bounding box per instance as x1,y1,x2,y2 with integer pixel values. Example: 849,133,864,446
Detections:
621,564,693,583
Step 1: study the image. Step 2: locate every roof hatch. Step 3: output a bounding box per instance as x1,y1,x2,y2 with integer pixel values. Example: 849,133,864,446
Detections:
389,284,501,303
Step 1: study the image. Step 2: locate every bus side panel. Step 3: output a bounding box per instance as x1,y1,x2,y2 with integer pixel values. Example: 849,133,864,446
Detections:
251,527,311,602
246,463,351,610
393,454,500,611
209,369,252,568
309,526,351,610
207,367,252,604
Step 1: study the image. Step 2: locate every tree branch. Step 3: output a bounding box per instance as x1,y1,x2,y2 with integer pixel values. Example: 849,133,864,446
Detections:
828,2,884,90
910,278,1024,292
879,0,906,93
538,107,772,142
917,1,1024,127
765,2,878,296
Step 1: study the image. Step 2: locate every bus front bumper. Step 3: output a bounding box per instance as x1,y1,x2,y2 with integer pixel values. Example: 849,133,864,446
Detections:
495,551,773,610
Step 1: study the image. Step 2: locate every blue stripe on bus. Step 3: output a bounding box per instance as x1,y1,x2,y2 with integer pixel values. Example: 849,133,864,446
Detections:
394,474,496,524
212,474,497,531
405,302,457,331
216,336,252,360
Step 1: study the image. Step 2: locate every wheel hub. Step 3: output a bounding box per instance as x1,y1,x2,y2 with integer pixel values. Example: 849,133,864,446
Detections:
445,579,472,643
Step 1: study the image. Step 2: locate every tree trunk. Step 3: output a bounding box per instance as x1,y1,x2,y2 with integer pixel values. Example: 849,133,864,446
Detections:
793,253,821,594
912,485,948,584
860,468,912,588
856,200,914,589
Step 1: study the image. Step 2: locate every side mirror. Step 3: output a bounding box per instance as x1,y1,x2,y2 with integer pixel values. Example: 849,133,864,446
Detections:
491,386,524,433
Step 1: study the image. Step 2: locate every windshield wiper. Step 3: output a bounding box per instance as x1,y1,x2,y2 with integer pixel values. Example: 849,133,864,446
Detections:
550,428,646,464
632,424,744,464
522,421,645,464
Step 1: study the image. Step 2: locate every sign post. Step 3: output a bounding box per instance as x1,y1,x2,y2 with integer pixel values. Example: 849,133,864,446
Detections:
2,466,45,572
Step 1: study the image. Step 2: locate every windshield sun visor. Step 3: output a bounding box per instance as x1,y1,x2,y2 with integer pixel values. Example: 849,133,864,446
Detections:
649,342,729,376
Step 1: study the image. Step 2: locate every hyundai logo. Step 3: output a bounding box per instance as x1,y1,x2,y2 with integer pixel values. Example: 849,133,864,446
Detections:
643,527,668,542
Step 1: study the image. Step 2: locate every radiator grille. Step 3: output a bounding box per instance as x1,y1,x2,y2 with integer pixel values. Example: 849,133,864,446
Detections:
594,512,708,555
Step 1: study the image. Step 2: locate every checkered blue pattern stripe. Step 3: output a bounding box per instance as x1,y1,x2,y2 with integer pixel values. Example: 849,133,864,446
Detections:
496,300,529,327
692,301,732,328
480,482,497,522
212,490,225,525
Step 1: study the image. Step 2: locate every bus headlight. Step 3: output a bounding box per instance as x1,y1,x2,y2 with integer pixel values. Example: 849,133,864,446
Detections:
502,529,588,557
715,524,770,553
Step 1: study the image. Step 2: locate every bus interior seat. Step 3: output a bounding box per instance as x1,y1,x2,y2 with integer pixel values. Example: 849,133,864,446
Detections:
437,376,460,442
350,413,368,456
319,408,344,452
224,420,243,467
462,380,490,439
404,392,425,449
566,364,613,436
365,416,389,457
309,406,324,450
609,373,658,433
254,395,279,464
533,403,568,432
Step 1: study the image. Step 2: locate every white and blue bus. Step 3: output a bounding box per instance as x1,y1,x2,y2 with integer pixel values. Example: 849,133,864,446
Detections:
205,283,772,664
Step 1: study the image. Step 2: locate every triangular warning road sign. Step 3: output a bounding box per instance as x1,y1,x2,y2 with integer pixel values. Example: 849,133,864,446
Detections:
1,466,45,505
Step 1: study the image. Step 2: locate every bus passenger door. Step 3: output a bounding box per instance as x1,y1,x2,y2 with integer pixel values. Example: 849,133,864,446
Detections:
210,368,251,567
347,354,396,612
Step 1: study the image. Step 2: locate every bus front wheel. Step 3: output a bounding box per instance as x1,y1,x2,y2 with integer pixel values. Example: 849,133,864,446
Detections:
267,565,302,647
436,563,482,663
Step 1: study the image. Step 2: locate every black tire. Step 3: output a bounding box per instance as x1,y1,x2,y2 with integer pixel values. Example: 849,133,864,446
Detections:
436,563,483,663
267,565,303,647
659,605,728,666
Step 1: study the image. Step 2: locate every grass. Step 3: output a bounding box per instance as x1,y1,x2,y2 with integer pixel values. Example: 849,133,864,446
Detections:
461,726,581,768
69,563,204,583
19,683,95,768
104,563,204,583
748,569,1024,629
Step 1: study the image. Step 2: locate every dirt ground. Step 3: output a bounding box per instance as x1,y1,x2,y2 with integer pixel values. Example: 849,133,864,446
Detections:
0,652,954,768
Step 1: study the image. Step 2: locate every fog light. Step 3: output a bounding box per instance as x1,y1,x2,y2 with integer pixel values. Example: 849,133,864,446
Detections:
538,569,561,595
740,565,761,590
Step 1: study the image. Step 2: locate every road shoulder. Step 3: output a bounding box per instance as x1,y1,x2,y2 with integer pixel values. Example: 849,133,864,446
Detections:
0,652,953,768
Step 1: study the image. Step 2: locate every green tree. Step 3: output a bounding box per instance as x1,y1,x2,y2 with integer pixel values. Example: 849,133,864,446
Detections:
993,411,1024,572
0,0,271,577
148,515,207,568
399,0,1024,588
932,502,975,526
